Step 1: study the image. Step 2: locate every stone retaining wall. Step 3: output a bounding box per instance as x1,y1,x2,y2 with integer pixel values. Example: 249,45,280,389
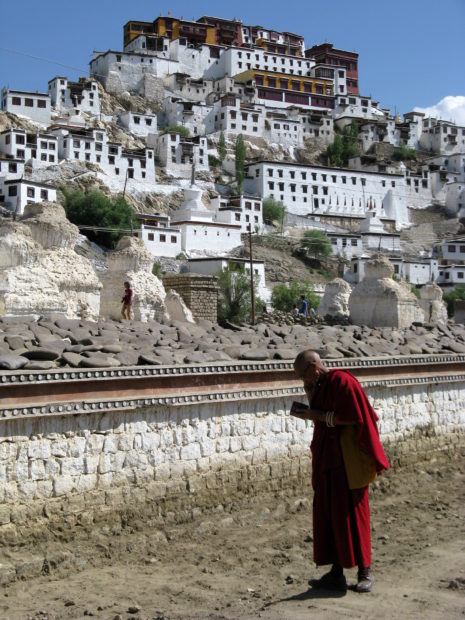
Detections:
162,273,218,323
0,377,464,542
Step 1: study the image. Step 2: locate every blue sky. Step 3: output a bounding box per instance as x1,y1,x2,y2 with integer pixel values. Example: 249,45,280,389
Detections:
1,0,464,122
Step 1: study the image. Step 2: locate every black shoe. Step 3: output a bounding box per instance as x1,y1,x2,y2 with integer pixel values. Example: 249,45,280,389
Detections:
309,569,347,591
355,567,374,593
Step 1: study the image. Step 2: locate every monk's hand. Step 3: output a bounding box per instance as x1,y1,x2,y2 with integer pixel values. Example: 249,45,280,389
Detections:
290,401,312,419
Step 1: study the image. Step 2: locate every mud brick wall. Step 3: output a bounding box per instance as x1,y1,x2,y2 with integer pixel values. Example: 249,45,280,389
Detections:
0,381,464,542
162,274,218,323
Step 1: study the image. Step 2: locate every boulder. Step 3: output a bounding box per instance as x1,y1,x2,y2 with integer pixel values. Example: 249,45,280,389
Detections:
349,256,423,328
99,236,168,323
318,278,351,320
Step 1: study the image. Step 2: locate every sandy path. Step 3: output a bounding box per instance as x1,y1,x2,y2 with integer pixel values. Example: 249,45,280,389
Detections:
2,462,464,620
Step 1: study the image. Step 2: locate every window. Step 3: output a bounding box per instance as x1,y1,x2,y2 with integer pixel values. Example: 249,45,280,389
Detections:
25,98,34,107
458,272,464,279
73,139,80,148
16,134,25,145
27,187,35,198
313,186,319,194
12,97,21,105
134,116,140,124
268,182,274,189
48,155,55,162
40,189,48,200
37,100,46,108
170,236,177,243
41,153,47,161
16,149,24,158
391,181,396,187
448,245,456,252
342,176,346,184
160,234,166,242
351,239,358,246
8,186,18,196
148,233,154,241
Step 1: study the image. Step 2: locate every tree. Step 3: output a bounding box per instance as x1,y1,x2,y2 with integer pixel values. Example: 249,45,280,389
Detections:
216,263,262,324
262,196,285,225
235,134,246,193
326,134,344,167
271,280,320,313
442,285,465,317
301,230,332,260
218,131,227,162
60,187,136,249
326,120,360,166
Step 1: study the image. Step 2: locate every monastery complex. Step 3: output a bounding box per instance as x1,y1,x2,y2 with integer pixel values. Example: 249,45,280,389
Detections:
0,13,465,293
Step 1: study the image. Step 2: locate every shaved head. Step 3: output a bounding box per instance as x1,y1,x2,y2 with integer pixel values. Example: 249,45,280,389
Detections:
294,349,326,373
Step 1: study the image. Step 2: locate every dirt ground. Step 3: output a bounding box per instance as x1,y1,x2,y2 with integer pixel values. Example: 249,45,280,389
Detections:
1,460,465,620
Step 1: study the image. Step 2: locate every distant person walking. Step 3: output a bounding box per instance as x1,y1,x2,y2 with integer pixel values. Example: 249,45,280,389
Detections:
298,294,308,316
121,281,133,320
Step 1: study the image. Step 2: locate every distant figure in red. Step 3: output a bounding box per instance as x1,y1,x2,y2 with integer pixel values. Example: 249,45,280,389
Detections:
121,281,133,320
291,350,389,593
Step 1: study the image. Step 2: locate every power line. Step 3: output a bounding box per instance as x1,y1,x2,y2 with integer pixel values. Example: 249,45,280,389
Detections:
0,46,91,77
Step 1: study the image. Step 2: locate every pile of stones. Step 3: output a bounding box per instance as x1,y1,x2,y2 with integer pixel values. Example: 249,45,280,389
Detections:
1,316,465,370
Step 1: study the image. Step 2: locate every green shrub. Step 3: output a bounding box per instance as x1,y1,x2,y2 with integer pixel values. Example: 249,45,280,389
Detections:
218,131,227,162
262,196,285,225
217,263,262,324
162,124,190,138
301,230,332,260
60,187,136,249
152,262,162,278
326,120,360,166
442,285,465,317
271,280,320,313
393,141,417,161
209,154,220,168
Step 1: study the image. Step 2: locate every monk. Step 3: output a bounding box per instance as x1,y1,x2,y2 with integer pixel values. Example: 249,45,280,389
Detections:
292,350,390,593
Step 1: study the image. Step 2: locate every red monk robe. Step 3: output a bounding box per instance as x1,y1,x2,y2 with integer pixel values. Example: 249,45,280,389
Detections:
309,369,390,568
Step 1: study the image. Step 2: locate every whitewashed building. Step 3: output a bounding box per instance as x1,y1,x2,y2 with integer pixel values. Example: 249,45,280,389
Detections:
1,88,51,125
0,157,24,180
171,185,242,255
50,126,155,183
419,118,465,155
0,129,58,167
160,98,214,136
153,132,208,176
118,111,158,137
135,213,182,258
212,95,264,137
244,160,433,229
210,194,264,232
0,179,56,215
344,255,438,285
48,77,100,115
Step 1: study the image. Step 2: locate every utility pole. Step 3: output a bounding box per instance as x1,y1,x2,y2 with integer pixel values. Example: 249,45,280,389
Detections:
122,168,129,199
248,224,255,325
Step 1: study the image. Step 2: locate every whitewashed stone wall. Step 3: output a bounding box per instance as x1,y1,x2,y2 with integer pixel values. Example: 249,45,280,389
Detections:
0,377,464,541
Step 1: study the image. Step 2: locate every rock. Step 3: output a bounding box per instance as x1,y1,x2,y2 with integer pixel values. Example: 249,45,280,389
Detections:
22,347,61,361
138,353,163,365
318,278,351,320
23,360,57,370
0,354,29,369
272,348,297,360
79,354,121,368
349,256,423,328
115,351,140,366
61,352,86,367
240,348,270,361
